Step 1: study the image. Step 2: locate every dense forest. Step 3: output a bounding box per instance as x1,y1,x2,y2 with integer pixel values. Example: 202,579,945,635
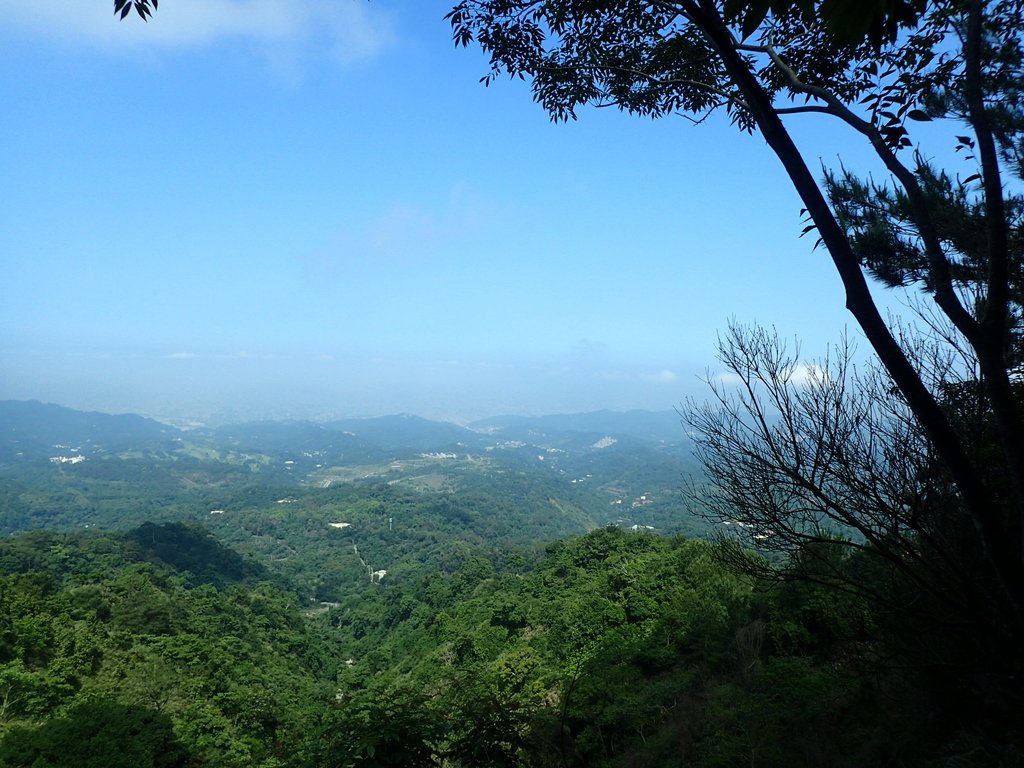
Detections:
1,518,1017,766
1,401,1021,766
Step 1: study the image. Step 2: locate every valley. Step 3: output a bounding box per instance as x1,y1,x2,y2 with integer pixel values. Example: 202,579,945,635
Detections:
0,400,1012,767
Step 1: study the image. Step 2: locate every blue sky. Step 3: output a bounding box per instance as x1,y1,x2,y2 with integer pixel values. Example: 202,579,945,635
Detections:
0,1,911,423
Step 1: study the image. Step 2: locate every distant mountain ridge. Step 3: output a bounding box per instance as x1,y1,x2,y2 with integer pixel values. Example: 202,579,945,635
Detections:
0,399,706,540
325,413,485,453
0,400,690,463
469,409,688,445
201,420,386,464
0,400,179,461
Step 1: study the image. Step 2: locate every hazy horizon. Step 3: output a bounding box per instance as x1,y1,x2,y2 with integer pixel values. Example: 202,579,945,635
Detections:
1,2,909,428
1,348,701,427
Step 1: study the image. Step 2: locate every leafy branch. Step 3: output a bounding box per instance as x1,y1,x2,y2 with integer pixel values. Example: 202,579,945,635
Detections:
114,0,157,22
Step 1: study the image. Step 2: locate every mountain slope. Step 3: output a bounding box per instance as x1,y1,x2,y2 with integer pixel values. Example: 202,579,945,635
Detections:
0,400,180,462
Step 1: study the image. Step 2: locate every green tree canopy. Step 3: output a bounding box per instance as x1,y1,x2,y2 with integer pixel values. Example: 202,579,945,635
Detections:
0,700,189,768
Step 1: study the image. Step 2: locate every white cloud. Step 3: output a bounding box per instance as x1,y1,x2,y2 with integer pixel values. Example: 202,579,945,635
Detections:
594,367,679,384
0,0,393,64
784,363,827,386
319,185,502,272
218,350,288,360
366,189,500,261
366,204,441,256
167,351,198,358
710,364,826,388
644,369,678,383
710,371,744,387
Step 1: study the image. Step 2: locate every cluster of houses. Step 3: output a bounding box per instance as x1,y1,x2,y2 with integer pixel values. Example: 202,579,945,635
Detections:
49,454,85,464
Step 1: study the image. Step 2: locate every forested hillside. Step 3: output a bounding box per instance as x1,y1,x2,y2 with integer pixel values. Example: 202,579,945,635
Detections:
1,400,1020,766
0,400,702,539
1,523,1008,767
0,524,338,767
